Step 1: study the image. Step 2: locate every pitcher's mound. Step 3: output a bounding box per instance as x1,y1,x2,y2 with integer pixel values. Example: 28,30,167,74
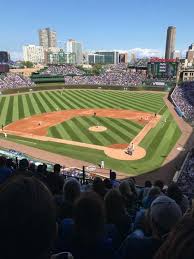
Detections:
89,126,107,132
104,145,146,160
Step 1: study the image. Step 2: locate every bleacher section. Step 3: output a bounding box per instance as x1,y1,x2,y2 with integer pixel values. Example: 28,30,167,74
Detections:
171,81,194,121
176,148,194,197
64,64,146,86
40,65,85,76
0,73,35,89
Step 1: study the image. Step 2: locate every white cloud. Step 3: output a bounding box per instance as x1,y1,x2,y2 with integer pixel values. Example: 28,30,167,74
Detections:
105,48,162,59
128,48,162,58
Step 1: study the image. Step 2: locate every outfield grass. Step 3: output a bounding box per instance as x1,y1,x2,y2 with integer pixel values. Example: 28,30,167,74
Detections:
0,89,181,175
0,90,165,126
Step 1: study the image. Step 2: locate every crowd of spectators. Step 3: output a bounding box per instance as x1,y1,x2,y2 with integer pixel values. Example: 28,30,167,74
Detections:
177,148,194,197
64,64,146,86
41,65,85,76
0,154,194,259
104,64,128,72
0,73,35,89
171,81,194,121
128,59,149,68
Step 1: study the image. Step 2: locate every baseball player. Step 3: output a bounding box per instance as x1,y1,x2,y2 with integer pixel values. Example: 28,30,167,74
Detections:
101,160,105,169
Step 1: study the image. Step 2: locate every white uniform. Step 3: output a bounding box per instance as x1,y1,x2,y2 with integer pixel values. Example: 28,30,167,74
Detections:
101,160,105,169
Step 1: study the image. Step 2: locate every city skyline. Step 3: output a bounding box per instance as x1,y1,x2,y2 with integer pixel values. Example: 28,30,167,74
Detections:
1,0,194,60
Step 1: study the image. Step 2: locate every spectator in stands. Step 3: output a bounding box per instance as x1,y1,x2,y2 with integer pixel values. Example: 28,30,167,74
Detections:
145,180,152,187
119,180,136,216
36,164,47,183
59,178,81,219
70,192,119,259
128,179,138,201
110,171,120,188
0,156,12,184
0,73,35,90
46,164,64,195
103,178,112,190
177,148,194,195
37,164,45,174
54,164,61,174
93,177,107,198
119,196,182,259
155,216,194,259
105,189,131,241
29,162,36,173
141,180,152,200
171,82,194,121
43,163,48,174
41,65,85,76
0,176,57,259
6,158,16,173
134,187,161,235
15,158,32,176
167,182,189,214
143,187,161,209
154,180,164,192
64,64,146,87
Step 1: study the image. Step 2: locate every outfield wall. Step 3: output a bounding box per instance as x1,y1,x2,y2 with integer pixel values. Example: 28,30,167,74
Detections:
0,83,169,95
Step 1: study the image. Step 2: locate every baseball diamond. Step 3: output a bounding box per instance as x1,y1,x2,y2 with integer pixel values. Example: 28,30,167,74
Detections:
0,89,181,175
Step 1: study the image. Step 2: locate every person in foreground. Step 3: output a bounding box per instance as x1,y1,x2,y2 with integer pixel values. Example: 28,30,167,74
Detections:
118,195,182,259
0,176,70,259
69,192,119,259
154,215,194,259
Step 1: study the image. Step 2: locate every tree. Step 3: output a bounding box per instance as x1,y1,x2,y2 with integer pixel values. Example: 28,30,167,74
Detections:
92,64,103,75
21,61,34,68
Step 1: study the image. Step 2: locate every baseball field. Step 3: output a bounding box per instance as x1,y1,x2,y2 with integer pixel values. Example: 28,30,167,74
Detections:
0,89,181,175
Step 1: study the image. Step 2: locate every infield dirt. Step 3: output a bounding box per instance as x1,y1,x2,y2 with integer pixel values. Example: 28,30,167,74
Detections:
4,109,160,161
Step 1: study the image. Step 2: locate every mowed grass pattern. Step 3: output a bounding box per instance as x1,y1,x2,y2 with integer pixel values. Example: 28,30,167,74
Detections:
0,89,181,175
48,116,143,146
0,90,165,126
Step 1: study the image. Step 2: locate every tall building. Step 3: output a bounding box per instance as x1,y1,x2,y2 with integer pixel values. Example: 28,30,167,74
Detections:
0,51,10,63
0,51,10,73
119,52,128,63
23,45,44,64
165,26,176,59
88,54,105,64
95,51,119,64
186,43,194,63
65,39,83,64
47,49,76,64
39,28,57,49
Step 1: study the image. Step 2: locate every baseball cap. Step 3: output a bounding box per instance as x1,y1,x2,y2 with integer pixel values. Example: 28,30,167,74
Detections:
150,195,182,233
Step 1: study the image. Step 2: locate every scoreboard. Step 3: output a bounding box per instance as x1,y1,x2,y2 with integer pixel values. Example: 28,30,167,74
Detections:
147,58,178,78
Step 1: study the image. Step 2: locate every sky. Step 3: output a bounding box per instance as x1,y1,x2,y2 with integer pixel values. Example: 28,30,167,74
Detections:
1,0,194,60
